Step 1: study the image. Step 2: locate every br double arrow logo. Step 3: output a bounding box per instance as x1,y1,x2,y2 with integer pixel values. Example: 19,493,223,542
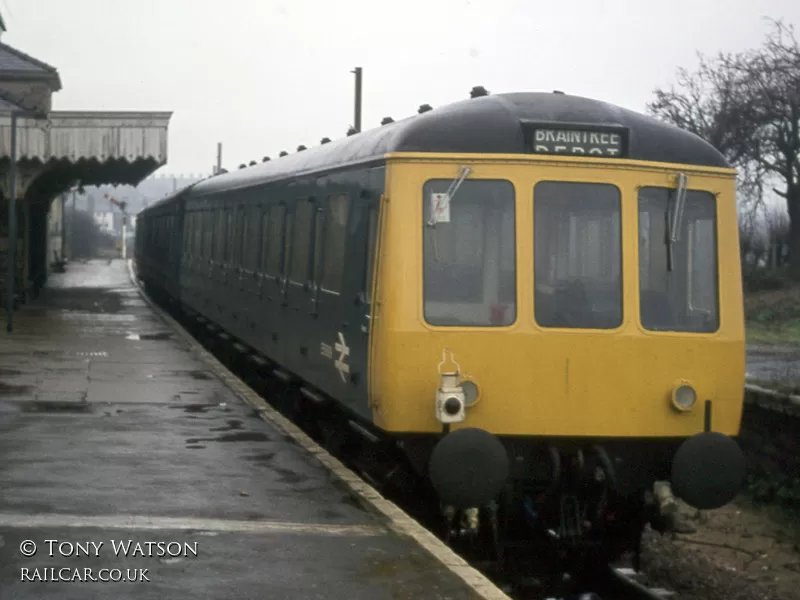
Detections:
334,332,350,382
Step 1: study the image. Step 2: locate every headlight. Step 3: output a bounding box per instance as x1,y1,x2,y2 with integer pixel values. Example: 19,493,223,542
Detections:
461,380,480,407
672,384,697,411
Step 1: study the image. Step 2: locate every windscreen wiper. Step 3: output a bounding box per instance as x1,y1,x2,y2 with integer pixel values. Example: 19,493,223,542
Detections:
666,172,688,272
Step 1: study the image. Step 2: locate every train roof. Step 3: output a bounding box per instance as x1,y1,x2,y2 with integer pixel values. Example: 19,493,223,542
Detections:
145,91,729,210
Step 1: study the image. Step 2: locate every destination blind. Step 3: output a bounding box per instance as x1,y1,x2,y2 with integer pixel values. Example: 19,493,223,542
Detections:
531,127,625,157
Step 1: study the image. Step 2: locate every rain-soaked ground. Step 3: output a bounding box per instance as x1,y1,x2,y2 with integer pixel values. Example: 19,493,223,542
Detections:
0,259,482,600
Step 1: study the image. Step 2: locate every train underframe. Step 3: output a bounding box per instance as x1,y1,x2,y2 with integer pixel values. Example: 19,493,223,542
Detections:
399,436,678,573
304,398,681,585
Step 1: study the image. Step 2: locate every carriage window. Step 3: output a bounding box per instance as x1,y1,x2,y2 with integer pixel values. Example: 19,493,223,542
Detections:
284,211,295,278
265,204,285,276
234,207,245,266
638,187,718,332
364,204,378,301
312,205,324,286
320,194,350,293
195,213,202,255
259,210,270,273
423,179,516,326
188,213,196,255
225,209,235,263
183,216,190,254
244,207,261,270
213,210,226,261
203,212,213,259
290,199,313,283
534,181,622,329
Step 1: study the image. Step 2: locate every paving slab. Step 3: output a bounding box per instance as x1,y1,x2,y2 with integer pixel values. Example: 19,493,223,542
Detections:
0,259,485,600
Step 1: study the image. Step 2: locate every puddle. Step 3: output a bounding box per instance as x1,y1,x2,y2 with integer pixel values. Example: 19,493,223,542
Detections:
209,419,244,432
168,403,218,414
185,444,206,449
18,400,91,414
317,508,345,520
245,452,276,464
0,382,33,396
161,370,214,381
125,332,174,341
274,467,309,484
185,431,270,444
216,432,270,442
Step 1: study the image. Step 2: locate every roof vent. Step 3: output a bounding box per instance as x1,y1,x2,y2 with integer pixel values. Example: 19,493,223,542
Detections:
470,86,489,98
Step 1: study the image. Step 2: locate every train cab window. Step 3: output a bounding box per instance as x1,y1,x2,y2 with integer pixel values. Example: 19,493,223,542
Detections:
423,179,516,327
534,181,622,329
265,204,285,276
290,199,314,284
320,194,350,294
638,187,718,332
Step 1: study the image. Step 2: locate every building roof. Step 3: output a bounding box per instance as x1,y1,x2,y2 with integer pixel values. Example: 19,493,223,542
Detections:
0,110,172,204
0,40,61,89
188,91,730,199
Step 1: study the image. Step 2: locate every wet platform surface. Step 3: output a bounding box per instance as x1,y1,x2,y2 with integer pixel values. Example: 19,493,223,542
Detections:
0,260,480,599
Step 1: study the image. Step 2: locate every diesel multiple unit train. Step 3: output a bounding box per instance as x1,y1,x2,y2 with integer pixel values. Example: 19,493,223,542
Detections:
135,91,746,571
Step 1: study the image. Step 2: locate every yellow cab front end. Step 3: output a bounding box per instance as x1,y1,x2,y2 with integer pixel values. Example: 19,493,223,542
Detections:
368,152,746,511
371,152,744,437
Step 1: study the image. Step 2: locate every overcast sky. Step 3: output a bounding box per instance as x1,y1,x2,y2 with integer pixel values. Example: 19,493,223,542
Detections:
3,0,799,175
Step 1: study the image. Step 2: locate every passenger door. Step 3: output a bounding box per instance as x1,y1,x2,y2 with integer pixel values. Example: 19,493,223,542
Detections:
335,185,382,417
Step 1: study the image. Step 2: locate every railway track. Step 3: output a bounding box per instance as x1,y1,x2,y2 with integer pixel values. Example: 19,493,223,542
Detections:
147,290,680,600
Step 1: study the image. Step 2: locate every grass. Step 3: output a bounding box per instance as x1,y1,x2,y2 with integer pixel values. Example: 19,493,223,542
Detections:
747,320,800,344
744,282,800,345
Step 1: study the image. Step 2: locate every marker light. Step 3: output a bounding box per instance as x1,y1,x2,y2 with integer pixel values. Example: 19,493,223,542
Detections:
461,380,480,407
672,384,697,411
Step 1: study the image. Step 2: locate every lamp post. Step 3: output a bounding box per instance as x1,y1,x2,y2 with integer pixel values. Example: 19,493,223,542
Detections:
351,67,362,133
5,111,18,332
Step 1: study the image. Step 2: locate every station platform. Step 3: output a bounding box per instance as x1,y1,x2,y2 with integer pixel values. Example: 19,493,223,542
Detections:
0,260,499,600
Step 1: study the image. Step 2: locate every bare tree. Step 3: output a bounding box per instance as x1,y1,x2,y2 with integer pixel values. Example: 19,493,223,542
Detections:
649,52,755,163
735,20,800,272
648,19,800,276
